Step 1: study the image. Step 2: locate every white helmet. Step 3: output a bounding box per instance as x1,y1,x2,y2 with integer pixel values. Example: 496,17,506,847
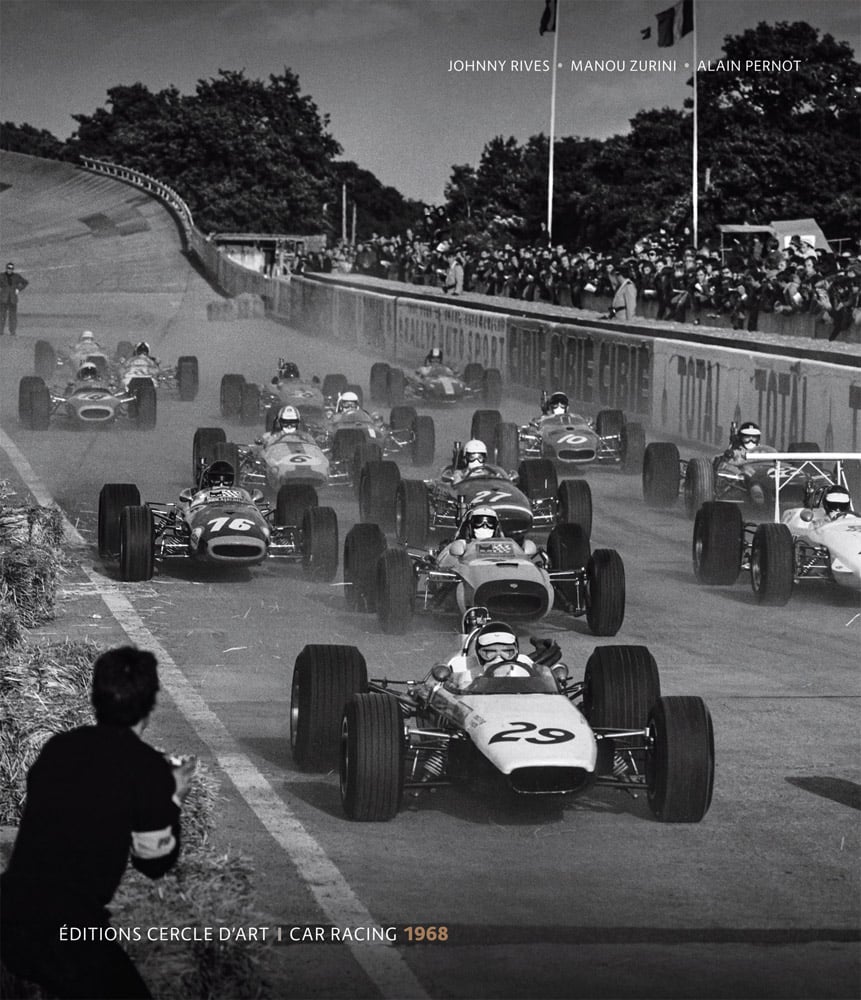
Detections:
475,621,519,665
464,439,487,469
737,421,761,453
337,391,360,413
81,330,95,341
822,484,852,519
468,505,498,541
277,405,300,432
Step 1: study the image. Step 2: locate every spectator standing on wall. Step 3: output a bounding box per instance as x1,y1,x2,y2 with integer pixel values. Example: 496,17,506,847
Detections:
0,262,28,335
0,646,196,999
608,263,637,320
443,251,464,296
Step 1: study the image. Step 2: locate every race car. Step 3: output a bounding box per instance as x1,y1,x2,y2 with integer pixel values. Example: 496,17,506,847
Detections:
369,359,502,407
17,373,156,430
471,396,646,474
341,505,625,635
692,452,861,605
117,351,199,401
97,458,338,582
288,633,714,824
642,422,833,519
355,441,594,541
218,362,359,426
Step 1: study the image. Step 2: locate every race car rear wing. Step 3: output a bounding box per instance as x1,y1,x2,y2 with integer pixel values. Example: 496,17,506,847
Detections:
746,452,861,522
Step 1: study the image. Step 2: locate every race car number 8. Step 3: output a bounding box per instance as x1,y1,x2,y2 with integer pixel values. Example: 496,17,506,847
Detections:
488,722,575,744
207,517,254,532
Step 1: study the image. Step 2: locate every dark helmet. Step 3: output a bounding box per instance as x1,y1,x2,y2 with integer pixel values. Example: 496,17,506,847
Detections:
77,362,99,381
279,361,300,379
545,391,569,415
134,341,150,357
736,421,761,452
474,621,519,665
201,460,234,489
425,347,443,365
822,484,852,519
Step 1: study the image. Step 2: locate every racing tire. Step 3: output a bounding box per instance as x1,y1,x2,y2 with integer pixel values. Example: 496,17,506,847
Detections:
359,460,401,530
586,549,626,636
787,441,820,453
344,523,387,612
332,427,367,465
643,442,681,508
192,427,226,483
370,363,390,402
494,422,520,470
351,441,383,497
557,479,593,537
385,368,405,405
595,409,625,440
239,382,259,424
692,501,743,586
34,340,56,379
18,377,50,430
98,483,141,558
276,483,318,527
290,644,368,770
115,341,134,361
546,523,590,609
220,374,245,418
344,383,364,409
119,505,154,582
176,356,199,401
482,368,502,406
621,422,646,475
377,547,414,634
213,441,240,482
646,696,714,823
750,522,794,606
302,506,339,582
411,415,435,466
463,362,484,387
684,458,715,519
340,693,404,822
133,382,157,430
322,373,348,402
395,479,430,546
518,459,558,501
470,409,501,453
389,405,417,431
841,460,861,507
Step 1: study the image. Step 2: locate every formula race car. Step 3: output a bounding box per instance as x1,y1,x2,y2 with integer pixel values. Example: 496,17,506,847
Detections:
341,510,625,635
218,363,360,426
643,423,832,519
192,426,330,492
692,452,861,605
471,398,646,474
17,374,157,430
289,636,714,824
97,462,338,582
369,360,502,407
116,353,199,400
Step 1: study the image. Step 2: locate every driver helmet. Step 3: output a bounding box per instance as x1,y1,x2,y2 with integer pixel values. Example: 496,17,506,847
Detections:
80,330,95,342
822,484,852,519
201,460,234,489
337,391,360,413
546,391,569,416
736,421,761,453
462,606,491,634
425,347,443,366
276,405,301,433
77,362,99,381
463,438,487,471
134,341,150,357
278,361,300,380
474,621,519,666
467,505,499,541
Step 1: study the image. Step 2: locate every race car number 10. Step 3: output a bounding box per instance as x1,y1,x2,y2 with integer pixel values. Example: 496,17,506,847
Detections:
208,517,254,532
489,722,575,744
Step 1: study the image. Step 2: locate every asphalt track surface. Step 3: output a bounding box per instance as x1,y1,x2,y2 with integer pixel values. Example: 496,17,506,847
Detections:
0,159,859,1000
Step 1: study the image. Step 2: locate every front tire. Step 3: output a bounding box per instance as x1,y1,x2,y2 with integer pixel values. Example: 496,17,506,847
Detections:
586,549,626,636
344,524,387,611
359,460,400,530
340,693,404,821
646,696,714,823
395,479,430,546
98,483,141,558
119,505,154,581
750,522,794,606
692,502,742,586
557,479,592,537
377,547,414,634
643,443,680,508
302,506,339,581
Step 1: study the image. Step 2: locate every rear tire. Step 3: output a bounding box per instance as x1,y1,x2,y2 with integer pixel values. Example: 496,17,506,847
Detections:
351,441,383,497
586,549,626,636
370,363,390,402
386,368,405,405
546,523,590,609
119,505,154,582
133,382,157,430
595,409,624,440
344,524,387,611
192,427,226,483
290,644,368,770
34,340,56,379
643,443,680,508
750,522,794,606
212,441,240,481
684,458,715,519
322,373,348,402
389,405,418,431
557,479,592,537
359,461,400,530
692,502,742,585
340,693,404,821
239,382,259,424
494,422,520,470
470,409,501,453
787,442,820,453
646,696,714,823
302,506,339,581
18,377,50,430
395,479,429,546
518,459,558,501
176,356,199,401
377,547,414,634
411,415,435,466
276,483,318,527
482,368,502,406
621,423,646,474
220,374,245,418
463,362,484,387
332,427,367,466
98,483,141,558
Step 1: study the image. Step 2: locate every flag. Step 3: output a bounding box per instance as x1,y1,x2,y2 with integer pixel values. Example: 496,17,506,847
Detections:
641,27,651,40
656,0,693,47
539,0,556,35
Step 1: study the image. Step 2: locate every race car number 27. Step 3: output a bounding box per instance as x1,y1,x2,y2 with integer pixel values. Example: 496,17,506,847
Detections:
488,722,574,744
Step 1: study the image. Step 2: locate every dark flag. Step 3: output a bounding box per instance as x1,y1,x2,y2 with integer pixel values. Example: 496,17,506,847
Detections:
539,0,556,35
641,27,652,40
656,0,693,47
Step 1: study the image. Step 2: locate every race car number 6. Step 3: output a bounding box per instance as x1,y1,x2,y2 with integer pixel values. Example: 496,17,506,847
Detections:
488,722,575,744
207,517,254,532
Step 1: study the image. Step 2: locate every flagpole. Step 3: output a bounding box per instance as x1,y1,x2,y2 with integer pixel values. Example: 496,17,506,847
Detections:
692,0,698,249
546,0,559,244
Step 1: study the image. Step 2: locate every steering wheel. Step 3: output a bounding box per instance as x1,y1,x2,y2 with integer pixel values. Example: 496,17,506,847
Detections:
483,659,537,678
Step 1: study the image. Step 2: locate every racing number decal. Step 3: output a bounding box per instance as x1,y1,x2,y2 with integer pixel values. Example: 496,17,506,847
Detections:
557,433,587,444
488,722,575,744
207,517,254,532
290,455,311,463
471,489,511,504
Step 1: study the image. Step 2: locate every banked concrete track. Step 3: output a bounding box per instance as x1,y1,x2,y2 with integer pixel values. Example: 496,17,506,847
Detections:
0,152,858,1000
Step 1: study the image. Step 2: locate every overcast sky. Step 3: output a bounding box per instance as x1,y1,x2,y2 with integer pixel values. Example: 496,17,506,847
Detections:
1,0,858,204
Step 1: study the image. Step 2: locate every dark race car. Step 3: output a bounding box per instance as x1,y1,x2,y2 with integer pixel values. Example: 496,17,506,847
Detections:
369,360,502,407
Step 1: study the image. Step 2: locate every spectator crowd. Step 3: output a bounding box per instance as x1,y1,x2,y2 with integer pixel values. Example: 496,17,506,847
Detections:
292,210,861,342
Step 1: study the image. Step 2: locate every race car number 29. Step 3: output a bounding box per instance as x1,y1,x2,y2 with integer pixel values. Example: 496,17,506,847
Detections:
489,722,575,744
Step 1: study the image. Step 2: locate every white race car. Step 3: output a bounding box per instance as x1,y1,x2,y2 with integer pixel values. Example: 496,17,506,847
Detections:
288,632,714,824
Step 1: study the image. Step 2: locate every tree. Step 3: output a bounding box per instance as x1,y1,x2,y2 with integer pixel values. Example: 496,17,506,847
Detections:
0,122,71,161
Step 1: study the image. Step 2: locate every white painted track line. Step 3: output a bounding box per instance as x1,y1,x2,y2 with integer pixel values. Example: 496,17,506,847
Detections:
1,428,430,1000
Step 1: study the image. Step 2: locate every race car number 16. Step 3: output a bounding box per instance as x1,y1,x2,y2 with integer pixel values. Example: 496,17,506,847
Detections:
208,517,254,532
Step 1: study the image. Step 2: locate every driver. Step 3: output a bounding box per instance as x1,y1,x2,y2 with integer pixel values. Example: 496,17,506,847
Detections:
458,506,501,541
71,329,104,353
542,391,570,417
121,341,161,381
822,484,855,520
66,361,108,392
719,421,775,505
258,405,312,447
451,439,488,483
277,361,300,380
331,390,363,424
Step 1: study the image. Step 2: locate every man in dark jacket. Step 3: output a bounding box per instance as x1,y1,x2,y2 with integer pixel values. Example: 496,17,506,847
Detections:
1,646,196,999
0,262,28,335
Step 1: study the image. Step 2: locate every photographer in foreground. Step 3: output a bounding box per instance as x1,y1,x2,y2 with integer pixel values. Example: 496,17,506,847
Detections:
1,646,196,999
